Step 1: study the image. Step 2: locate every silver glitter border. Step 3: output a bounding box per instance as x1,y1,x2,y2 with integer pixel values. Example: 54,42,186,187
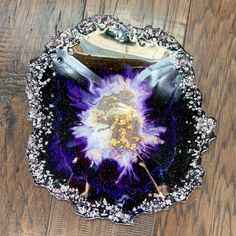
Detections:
26,15,216,224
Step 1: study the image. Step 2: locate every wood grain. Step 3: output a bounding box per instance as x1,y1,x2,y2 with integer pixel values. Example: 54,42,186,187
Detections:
0,0,86,235
177,1,236,235
0,0,86,96
153,0,236,236
0,0,235,235
0,97,52,236
84,0,190,44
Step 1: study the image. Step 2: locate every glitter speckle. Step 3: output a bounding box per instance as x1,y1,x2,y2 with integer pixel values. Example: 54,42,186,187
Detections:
26,15,215,224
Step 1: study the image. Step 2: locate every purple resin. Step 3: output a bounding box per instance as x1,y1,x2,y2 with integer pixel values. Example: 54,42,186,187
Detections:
26,15,216,223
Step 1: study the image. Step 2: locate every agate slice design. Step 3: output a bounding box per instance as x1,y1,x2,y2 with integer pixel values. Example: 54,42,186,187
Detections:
26,15,216,223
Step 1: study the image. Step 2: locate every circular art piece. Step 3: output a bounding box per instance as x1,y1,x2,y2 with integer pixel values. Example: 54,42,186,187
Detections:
26,15,216,224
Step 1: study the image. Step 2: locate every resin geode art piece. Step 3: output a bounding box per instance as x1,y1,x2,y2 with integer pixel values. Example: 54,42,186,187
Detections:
26,15,216,223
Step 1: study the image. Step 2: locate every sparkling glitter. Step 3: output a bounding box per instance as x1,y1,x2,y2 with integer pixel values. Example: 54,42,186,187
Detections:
26,15,216,224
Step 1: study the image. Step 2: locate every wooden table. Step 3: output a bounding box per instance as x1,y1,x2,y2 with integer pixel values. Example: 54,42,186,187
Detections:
0,0,235,235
